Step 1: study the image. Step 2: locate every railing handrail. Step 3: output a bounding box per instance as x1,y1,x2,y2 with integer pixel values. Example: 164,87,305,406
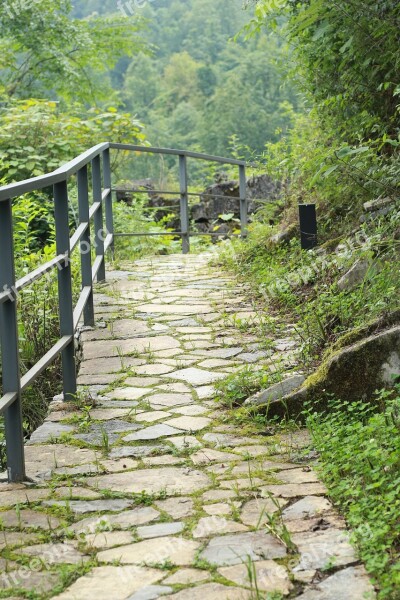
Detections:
0,143,246,201
0,142,247,482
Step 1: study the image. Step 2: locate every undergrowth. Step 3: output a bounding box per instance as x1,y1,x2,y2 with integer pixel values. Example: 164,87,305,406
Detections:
219,209,400,368
307,388,400,599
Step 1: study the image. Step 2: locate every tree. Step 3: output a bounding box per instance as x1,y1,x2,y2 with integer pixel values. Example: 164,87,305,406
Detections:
123,53,160,118
200,38,298,156
249,0,400,145
0,0,145,104
161,52,202,108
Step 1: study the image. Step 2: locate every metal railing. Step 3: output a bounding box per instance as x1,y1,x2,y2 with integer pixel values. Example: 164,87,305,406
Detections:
0,143,247,482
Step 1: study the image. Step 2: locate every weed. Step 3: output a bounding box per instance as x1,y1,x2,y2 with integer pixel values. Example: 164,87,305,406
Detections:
214,366,273,409
258,492,295,552
100,427,110,456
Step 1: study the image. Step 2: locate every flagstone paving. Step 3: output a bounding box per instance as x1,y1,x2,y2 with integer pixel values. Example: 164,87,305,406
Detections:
0,253,375,599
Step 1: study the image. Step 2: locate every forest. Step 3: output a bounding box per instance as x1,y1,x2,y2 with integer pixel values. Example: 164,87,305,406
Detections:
0,0,400,598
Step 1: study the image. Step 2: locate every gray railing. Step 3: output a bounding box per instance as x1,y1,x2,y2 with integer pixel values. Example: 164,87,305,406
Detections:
0,143,247,482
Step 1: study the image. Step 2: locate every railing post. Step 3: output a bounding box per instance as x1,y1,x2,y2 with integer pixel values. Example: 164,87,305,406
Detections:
102,148,115,259
0,199,25,482
239,164,248,238
179,154,190,254
77,166,95,327
92,155,106,282
54,180,77,401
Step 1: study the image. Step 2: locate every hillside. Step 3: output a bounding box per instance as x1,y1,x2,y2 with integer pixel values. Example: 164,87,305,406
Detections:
71,0,299,157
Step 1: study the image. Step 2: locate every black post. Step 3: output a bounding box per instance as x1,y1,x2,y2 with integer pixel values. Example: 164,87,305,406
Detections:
299,203,317,250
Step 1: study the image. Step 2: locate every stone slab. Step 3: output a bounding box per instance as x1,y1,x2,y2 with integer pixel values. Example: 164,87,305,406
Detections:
282,496,333,521
163,582,251,600
167,436,202,450
123,424,182,442
192,516,247,538
0,570,63,594
109,446,169,459
162,368,226,386
171,405,208,416
292,529,357,571
147,393,193,408
83,336,180,360
296,566,376,600
155,497,194,519
135,364,177,376
53,566,164,600
124,377,162,387
200,531,286,566
135,411,173,423
98,537,200,567
69,507,160,534
80,357,146,375
89,467,210,495
240,498,288,527
196,385,216,399
19,543,88,565
0,531,40,550
0,509,61,530
27,422,74,444
81,530,134,549
163,568,209,585
43,499,132,514
137,304,214,315
108,388,150,401
137,522,184,539
218,561,293,594
164,416,211,432
261,483,327,498
191,448,239,465
128,585,173,600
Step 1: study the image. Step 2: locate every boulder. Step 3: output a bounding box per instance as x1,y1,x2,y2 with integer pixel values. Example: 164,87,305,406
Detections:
363,196,395,213
246,174,282,209
116,179,155,205
191,174,281,234
360,196,397,223
337,258,370,291
245,375,306,407
255,323,400,419
269,223,297,246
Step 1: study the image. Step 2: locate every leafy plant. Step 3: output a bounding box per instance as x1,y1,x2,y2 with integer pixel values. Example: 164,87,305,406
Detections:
215,366,272,408
307,389,400,598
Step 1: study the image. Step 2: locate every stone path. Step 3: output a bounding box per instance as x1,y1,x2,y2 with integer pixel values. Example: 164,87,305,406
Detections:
0,253,375,599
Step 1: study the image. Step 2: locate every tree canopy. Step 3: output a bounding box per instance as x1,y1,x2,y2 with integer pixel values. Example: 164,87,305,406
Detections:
71,0,299,158
0,0,145,104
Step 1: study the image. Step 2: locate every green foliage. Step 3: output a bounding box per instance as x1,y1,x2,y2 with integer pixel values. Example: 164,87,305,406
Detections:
112,198,182,260
307,389,400,598
246,0,400,229
0,0,145,103
250,0,400,141
0,99,145,184
116,0,299,161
